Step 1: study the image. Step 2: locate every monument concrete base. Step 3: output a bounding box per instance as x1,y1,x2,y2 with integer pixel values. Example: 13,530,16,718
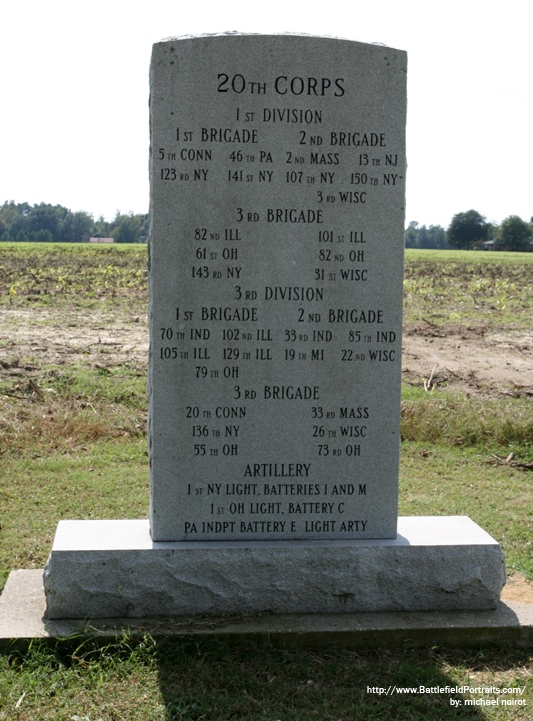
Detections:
43,516,505,619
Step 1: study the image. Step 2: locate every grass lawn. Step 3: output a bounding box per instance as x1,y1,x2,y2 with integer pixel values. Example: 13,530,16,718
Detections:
0,244,531,720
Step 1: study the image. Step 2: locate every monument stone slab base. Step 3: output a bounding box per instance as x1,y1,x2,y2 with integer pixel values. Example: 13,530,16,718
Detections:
43,516,505,619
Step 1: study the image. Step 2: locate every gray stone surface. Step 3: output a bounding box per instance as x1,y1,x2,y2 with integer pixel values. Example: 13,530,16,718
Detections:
149,35,407,541
4,570,532,650
42,516,505,619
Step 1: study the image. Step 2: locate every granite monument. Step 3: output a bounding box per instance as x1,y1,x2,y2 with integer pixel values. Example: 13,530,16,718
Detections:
43,34,505,619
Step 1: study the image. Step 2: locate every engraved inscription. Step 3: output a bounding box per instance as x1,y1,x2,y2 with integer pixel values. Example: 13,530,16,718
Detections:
149,35,406,541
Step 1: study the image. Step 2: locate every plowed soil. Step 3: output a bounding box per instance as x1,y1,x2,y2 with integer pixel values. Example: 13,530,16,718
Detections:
2,306,532,399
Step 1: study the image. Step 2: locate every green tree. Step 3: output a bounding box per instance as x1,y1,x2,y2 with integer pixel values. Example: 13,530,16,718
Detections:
0,201,147,243
405,221,419,248
28,203,66,241
447,210,488,249
0,200,31,233
92,215,112,238
495,215,532,251
111,212,148,243
60,210,94,243
30,228,54,243
405,221,447,249
5,201,31,240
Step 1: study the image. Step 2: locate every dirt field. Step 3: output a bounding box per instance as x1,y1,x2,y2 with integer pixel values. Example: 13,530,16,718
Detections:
404,321,533,399
2,305,532,400
0,305,147,377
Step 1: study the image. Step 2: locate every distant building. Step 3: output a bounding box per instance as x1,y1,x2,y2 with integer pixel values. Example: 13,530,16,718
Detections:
473,240,495,251
89,237,114,243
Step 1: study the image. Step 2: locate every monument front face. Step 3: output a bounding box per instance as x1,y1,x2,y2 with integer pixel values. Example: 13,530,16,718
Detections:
149,35,406,541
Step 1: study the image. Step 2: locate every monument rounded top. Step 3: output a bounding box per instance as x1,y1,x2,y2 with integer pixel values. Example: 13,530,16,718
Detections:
156,32,404,53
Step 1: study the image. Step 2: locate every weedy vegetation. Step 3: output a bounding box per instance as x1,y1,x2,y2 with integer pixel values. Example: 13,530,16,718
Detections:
403,250,533,329
1,242,147,309
0,244,532,720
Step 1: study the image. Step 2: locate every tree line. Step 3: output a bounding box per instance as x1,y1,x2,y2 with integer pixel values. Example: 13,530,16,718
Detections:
1,200,531,251
405,210,533,251
0,201,148,244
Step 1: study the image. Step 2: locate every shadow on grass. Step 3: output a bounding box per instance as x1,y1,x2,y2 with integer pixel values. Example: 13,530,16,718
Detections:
2,636,530,720
154,638,513,720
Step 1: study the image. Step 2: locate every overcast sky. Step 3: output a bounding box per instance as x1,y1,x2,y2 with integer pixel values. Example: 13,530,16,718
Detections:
1,0,531,228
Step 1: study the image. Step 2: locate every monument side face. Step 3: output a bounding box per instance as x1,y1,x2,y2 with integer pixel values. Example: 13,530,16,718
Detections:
149,35,406,541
